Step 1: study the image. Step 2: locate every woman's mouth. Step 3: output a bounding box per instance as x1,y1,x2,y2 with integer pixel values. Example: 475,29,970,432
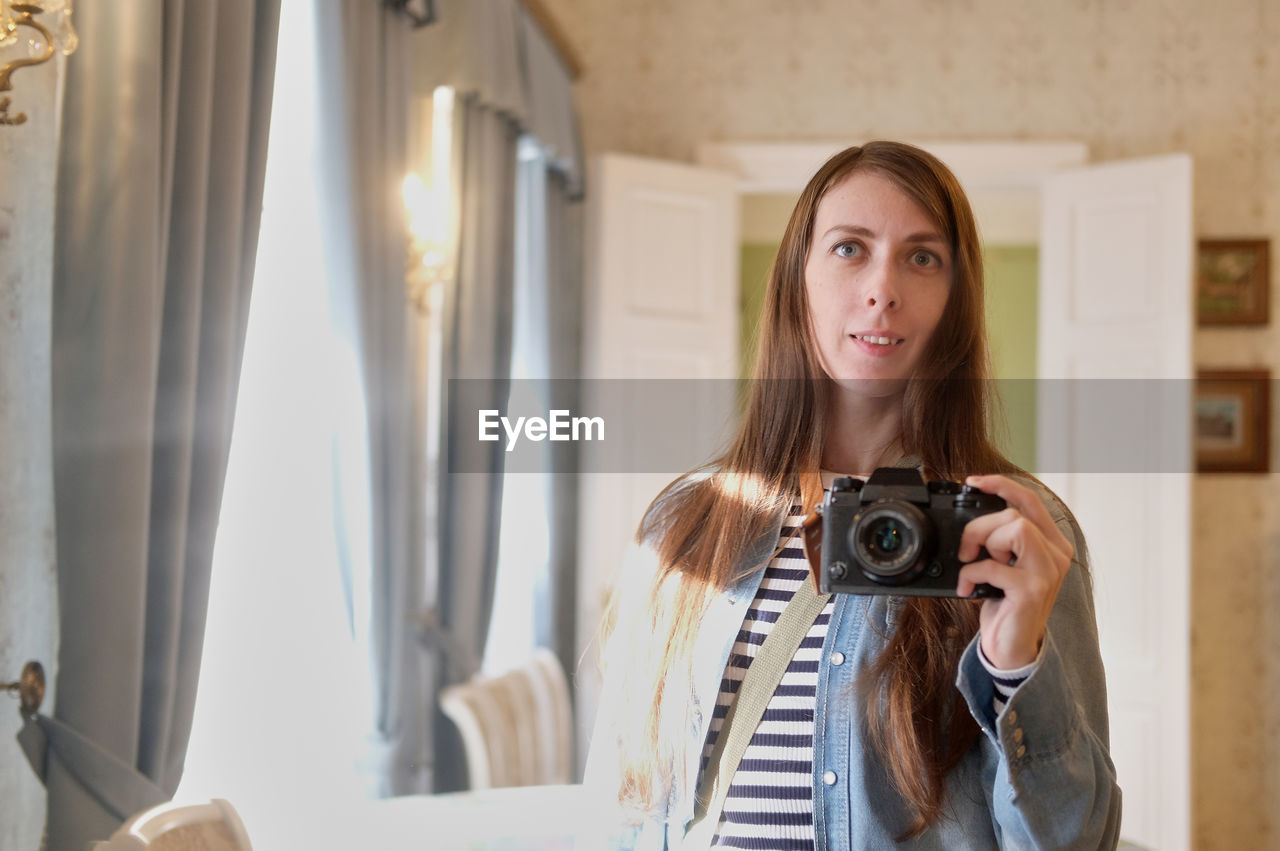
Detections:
851,334,903,346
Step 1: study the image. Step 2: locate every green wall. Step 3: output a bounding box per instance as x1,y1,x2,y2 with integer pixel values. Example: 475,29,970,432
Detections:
740,243,777,377
738,242,1040,471
982,245,1039,471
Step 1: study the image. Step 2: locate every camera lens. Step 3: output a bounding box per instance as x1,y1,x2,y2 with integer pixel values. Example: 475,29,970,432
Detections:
850,501,931,583
867,517,904,557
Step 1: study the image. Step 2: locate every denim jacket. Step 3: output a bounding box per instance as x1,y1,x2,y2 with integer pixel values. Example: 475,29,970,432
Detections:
582,481,1122,850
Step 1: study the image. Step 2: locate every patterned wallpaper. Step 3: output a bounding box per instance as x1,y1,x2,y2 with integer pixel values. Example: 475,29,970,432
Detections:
540,0,1280,847
0,55,61,851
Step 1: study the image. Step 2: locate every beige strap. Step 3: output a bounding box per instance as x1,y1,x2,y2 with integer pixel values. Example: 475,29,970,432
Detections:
683,576,831,848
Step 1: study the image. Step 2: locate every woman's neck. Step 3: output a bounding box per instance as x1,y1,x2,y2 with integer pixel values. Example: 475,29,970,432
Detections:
820,390,906,477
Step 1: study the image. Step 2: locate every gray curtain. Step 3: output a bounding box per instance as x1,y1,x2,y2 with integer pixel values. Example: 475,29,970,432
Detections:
16,1,280,848
431,93,520,792
540,169,584,682
312,1,423,797
413,0,583,790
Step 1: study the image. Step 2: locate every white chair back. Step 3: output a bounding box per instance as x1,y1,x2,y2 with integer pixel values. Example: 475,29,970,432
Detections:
439,648,574,789
529,647,573,784
91,798,252,851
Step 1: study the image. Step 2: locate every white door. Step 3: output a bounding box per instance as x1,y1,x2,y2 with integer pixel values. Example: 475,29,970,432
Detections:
1038,155,1193,850
575,154,740,770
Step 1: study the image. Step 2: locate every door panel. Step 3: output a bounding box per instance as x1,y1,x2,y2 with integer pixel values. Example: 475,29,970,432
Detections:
576,154,740,771
1039,154,1193,851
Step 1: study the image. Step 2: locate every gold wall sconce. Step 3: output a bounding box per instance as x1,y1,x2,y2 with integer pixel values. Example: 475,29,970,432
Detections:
1,0,78,126
401,86,455,313
402,172,453,313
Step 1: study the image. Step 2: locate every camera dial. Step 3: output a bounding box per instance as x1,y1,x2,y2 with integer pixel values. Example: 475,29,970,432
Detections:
831,476,859,493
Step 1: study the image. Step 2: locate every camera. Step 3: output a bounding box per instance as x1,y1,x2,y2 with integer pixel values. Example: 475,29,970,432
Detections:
813,467,1006,598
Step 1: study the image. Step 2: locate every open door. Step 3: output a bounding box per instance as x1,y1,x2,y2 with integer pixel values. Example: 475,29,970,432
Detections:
575,153,740,769
1038,154,1193,850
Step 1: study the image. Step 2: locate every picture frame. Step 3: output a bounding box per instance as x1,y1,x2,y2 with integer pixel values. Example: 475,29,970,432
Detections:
1195,370,1271,473
1196,239,1270,326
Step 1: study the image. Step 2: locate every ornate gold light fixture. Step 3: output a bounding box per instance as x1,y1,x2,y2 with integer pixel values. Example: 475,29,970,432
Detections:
402,172,452,312
401,86,455,313
0,0,78,126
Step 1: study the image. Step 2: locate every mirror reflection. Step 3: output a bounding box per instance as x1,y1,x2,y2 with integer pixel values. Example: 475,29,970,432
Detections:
2,1,1273,850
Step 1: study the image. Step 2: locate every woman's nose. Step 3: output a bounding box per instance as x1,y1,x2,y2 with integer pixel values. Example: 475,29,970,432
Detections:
863,260,900,309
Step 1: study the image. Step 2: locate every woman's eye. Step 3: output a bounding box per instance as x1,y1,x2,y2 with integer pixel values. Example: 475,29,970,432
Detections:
834,242,860,258
911,250,937,267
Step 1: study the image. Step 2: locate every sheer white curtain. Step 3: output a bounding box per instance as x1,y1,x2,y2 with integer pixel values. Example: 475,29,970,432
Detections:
482,137,555,672
176,0,371,841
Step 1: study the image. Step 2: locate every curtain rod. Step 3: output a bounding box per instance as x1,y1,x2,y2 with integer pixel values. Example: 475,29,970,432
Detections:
519,0,583,79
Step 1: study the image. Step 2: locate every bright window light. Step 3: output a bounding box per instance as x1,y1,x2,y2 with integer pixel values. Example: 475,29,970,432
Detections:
176,0,370,842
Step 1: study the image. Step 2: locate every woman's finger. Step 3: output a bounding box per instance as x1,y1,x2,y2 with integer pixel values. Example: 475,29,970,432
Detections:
957,516,1069,595
957,507,1021,562
964,475,1073,560
987,517,1068,577
956,558,1025,599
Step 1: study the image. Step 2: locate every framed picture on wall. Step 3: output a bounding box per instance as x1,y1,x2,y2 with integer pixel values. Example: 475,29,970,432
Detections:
1195,370,1271,473
1196,239,1270,325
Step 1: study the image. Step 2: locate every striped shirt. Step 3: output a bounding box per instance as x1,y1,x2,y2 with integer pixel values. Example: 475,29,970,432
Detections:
702,504,831,849
701,501,1033,849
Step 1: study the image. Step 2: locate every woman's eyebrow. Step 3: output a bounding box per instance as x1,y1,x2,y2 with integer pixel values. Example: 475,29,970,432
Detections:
820,224,947,245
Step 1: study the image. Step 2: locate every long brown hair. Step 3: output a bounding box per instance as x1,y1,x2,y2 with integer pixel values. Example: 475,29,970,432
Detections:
605,141,1020,835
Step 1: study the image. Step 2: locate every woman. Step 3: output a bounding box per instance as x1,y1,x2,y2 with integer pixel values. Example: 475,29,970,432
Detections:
583,141,1120,849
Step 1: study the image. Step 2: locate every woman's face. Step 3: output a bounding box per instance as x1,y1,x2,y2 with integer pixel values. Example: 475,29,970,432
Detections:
803,170,953,395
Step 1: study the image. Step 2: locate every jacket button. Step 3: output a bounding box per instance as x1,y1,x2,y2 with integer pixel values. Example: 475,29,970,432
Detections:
822,770,838,786
1013,728,1023,744
830,652,845,666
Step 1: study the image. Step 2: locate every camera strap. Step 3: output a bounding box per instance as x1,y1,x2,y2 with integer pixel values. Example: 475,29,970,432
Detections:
684,573,831,848
801,506,825,587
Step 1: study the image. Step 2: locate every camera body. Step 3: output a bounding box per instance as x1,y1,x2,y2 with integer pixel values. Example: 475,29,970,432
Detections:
817,467,1006,598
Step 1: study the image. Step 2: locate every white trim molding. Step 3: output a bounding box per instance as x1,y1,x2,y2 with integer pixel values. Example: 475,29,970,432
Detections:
697,140,1089,193
698,140,1090,245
